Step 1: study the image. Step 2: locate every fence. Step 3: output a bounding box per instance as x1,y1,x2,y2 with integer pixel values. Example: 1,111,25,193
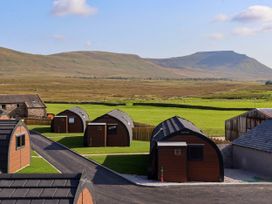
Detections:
133,126,154,141
24,118,51,126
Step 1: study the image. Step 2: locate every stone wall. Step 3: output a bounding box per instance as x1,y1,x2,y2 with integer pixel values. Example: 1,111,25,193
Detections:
27,108,47,118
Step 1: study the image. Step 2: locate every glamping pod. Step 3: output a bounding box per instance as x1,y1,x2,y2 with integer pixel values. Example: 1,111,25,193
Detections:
148,116,224,182
84,109,134,147
0,120,31,173
225,108,272,141
0,172,96,204
51,107,90,133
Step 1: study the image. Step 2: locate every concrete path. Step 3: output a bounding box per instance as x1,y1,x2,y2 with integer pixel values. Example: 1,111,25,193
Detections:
30,132,272,204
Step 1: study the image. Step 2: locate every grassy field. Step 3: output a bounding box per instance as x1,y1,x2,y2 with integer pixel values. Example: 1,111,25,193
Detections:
45,103,245,136
18,151,59,174
88,155,149,175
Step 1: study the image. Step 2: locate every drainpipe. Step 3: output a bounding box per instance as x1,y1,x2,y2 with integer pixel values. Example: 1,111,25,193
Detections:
160,166,164,182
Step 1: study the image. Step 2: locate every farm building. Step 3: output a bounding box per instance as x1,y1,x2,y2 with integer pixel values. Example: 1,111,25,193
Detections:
148,116,224,182
0,108,10,120
0,94,47,119
84,109,134,147
0,120,31,173
232,119,272,177
0,172,95,204
51,107,90,133
225,108,272,141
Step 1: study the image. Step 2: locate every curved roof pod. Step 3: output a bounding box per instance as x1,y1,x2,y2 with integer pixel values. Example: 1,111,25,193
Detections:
0,120,31,173
149,116,224,182
57,106,90,130
94,109,134,142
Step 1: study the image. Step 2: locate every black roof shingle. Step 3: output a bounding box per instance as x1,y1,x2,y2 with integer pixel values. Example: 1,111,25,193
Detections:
233,119,272,153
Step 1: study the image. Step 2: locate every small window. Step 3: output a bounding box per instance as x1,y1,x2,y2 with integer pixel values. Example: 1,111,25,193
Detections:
17,104,20,108
16,134,25,149
174,148,182,156
2,104,6,110
69,117,75,124
187,144,204,161
107,125,117,135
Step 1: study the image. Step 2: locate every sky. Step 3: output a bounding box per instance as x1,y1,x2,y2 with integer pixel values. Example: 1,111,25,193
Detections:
1,0,272,67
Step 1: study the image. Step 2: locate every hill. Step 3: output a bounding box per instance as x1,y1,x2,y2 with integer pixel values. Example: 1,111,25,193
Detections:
0,47,178,79
1,47,272,80
149,51,272,80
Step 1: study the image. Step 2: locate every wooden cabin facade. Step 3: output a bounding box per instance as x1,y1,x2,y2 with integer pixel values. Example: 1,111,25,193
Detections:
225,108,272,141
0,94,47,119
0,172,95,204
84,110,134,147
0,120,31,173
148,116,224,183
51,107,90,133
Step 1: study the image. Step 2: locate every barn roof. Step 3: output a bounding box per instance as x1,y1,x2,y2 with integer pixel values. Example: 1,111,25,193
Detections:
0,120,24,173
233,119,272,153
151,116,204,149
0,94,46,108
226,108,272,121
0,173,94,203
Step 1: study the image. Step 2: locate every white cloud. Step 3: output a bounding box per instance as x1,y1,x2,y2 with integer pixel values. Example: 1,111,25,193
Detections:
52,0,97,16
85,40,91,48
232,27,257,36
232,5,272,23
52,34,65,41
209,33,225,40
213,14,229,22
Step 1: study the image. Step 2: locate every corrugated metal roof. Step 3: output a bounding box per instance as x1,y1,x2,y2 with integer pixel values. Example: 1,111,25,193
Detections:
0,94,46,108
151,116,204,149
0,174,80,203
233,119,272,153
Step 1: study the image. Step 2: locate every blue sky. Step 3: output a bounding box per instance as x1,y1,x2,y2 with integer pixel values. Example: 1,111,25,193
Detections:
1,0,272,67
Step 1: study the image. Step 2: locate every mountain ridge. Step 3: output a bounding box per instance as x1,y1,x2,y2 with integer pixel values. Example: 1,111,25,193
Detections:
0,47,271,80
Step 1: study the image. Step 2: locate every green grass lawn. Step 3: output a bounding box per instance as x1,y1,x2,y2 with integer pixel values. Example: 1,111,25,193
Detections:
46,103,245,136
18,151,59,174
31,126,150,154
89,154,149,175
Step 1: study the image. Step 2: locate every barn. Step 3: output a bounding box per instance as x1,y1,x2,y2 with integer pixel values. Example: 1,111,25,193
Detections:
225,108,272,141
51,107,90,133
232,119,272,177
0,172,96,204
148,116,224,182
0,120,31,173
0,108,10,120
84,109,134,147
0,94,47,119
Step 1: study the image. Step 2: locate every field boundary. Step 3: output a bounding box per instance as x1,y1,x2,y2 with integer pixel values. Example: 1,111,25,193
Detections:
45,101,126,106
133,102,253,111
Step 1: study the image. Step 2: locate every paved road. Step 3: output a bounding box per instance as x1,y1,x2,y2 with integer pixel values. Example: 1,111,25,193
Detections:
30,132,272,204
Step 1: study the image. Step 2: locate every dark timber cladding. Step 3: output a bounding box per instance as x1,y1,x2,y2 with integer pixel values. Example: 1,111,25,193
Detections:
51,106,90,133
0,120,31,173
85,109,134,146
225,108,272,141
148,116,224,182
0,172,95,204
